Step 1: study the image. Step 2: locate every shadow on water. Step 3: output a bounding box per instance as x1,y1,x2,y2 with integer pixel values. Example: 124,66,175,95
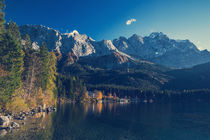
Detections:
2,102,210,140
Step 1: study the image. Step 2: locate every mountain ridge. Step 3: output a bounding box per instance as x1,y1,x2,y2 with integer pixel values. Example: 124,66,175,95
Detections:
19,25,210,68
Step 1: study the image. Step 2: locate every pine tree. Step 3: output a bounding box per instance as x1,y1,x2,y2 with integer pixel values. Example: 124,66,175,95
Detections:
0,0,5,36
22,34,32,77
7,22,24,88
7,22,21,41
47,52,57,93
0,22,24,102
22,34,34,94
39,43,49,90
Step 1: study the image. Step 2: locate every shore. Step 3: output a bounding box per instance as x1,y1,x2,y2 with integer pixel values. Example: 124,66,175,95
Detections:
0,97,155,137
0,106,56,137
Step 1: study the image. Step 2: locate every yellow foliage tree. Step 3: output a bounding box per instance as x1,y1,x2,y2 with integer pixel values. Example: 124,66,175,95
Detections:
96,91,103,100
85,92,90,100
6,96,29,114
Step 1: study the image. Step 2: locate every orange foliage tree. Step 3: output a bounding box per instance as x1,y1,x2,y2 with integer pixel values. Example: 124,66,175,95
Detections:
96,91,103,100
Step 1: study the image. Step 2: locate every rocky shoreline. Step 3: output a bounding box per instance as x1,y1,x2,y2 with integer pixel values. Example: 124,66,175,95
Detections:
0,106,56,137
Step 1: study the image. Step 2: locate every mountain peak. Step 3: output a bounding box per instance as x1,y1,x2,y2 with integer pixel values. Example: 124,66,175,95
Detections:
149,32,168,39
119,36,127,40
65,30,80,37
130,34,140,38
128,34,144,44
71,30,79,34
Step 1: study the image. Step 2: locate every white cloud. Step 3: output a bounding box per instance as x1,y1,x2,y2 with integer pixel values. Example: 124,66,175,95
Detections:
126,18,136,25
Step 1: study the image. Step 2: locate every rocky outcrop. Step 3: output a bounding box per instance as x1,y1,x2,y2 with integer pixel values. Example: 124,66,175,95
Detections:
65,52,79,66
113,34,144,57
0,115,20,137
93,40,118,56
78,51,135,70
0,116,10,127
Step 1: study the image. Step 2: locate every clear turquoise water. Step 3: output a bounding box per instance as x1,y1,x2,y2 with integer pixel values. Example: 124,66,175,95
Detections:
3,102,210,140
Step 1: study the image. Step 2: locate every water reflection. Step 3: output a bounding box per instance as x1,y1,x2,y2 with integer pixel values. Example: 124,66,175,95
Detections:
3,102,210,140
2,111,54,140
83,102,130,115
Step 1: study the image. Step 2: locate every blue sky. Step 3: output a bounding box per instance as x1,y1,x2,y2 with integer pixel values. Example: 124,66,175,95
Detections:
5,0,210,50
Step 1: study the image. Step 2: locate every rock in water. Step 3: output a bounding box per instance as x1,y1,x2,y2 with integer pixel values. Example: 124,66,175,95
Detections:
10,122,20,129
0,116,10,127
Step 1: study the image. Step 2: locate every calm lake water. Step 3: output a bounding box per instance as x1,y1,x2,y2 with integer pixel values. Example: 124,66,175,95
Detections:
2,102,210,140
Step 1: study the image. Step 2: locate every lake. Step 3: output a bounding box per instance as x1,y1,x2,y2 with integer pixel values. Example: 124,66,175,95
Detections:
2,102,210,140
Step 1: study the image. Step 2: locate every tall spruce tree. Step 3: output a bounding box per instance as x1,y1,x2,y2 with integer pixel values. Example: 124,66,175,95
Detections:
0,22,24,102
7,22,24,88
0,0,5,36
47,52,57,93
39,43,49,90
22,34,32,79
22,34,34,94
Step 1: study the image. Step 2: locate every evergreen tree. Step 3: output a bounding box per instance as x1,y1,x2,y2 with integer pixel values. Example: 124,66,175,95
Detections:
22,34,31,50
47,52,57,94
0,0,5,36
7,22,21,41
6,22,24,88
22,34,35,94
39,43,49,90
22,34,32,78
0,22,24,102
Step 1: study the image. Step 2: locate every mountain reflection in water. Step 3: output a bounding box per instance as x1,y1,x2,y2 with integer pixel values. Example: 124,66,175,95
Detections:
2,102,210,140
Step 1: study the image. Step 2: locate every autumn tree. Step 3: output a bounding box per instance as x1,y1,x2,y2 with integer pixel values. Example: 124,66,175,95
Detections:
96,91,103,100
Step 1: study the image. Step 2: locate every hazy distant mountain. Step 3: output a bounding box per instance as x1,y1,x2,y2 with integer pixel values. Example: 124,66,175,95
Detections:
165,62,210,90
20,25,210,68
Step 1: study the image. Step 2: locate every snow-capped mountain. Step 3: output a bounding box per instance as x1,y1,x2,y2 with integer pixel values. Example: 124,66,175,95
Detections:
61,30,95,56
19,25,210,68
19,25,119,57
113,34,144,57
113,32,210,68
113,32,200,59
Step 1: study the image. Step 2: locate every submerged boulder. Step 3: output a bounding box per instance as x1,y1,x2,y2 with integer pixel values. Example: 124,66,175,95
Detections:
0,116,10,127
10,122,20,129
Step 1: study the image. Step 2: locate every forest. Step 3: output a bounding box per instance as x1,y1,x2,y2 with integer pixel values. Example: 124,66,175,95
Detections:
0,0,87,113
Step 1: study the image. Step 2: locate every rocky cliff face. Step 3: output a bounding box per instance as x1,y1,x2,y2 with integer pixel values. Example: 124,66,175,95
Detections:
19,25,119,57
19,25,210,68
20,25,61,51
